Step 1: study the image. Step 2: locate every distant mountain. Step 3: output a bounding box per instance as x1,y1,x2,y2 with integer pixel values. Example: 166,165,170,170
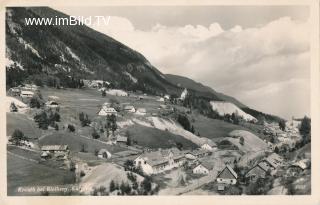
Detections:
5,7,282,122
6,7,180,95
165,74,246,108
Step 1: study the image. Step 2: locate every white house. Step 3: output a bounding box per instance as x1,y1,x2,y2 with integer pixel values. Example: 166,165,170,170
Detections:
164,95,170,100
134,148,186,175
98,106,117,116
157,97,165,102
124,105,136,113
97,149,112,159
135,108,147,115
45,101,59,108
200,139,217,151
216,165,238,185
41,145,69,159
20,90,34,98
192,161,214,175
185,149,211,160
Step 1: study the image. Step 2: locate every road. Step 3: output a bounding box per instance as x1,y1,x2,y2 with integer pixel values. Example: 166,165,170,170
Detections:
158,169,218,195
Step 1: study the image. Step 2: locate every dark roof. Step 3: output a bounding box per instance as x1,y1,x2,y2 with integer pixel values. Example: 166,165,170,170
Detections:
217,165,238,179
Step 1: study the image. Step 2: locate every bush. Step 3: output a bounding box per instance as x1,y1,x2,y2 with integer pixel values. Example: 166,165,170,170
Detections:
68,124,75,132
92,130,100,139
11,129,26,145
29,96,42,108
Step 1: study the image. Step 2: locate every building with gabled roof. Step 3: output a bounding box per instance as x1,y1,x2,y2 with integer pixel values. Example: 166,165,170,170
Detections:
217,165,238,184
192,161,214,175
98,106,117,116
134,148,186,175
124,105,136,113
245,162,269,181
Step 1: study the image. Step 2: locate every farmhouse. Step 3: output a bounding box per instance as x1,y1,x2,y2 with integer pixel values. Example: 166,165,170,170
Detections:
192,161,214,175
216,165,238,185
263,153,284,170
136,108,147,115
8,87,20,96
245,162,269,181
124,105,136,113
45,101,59,108
98,106,117,116
200,138,217,151
41,145,69,159
133,148,186,175
116,135,128,145
20,90,34,98
185,149,211,160
97,149,112,159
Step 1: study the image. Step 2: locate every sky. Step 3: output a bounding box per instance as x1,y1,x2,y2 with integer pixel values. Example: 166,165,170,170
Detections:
54,6,310,120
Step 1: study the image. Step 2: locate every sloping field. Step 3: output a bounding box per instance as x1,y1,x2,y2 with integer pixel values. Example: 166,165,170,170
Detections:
80,163,144,194
125,124,198,149
7,154,75,196
191,114,256,142
225,130,268,152
210,101,256,121
7,112,41,139
131,116,206,146
38,132,126,154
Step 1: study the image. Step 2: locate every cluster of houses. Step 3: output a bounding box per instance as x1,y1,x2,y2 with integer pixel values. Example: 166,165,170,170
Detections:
40,145,70,160
263,121,302,150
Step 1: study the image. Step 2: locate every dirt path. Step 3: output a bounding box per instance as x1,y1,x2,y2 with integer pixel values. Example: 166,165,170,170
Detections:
158,170,218,195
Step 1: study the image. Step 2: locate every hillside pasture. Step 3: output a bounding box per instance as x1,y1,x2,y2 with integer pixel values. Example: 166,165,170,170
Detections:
125,124,198,150
7,153,76,196
38,132,127,154
7,113,41,139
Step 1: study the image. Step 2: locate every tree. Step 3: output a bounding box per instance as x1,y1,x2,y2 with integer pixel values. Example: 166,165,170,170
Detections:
110,180,116,192
177,114,191,131
124,160,134,171
239,136,244,145
279,120,286,131
29,96,41,108
10,102,18,112
299,116,311,136
101,90,106,97
125,131,132,146
92,129,100,139
176,142,183,150
68,124,75,132
274,146,279,154
34,111,49,130
141,177,152,194
11,129,25,145
190,125,195,133
79,112,90,127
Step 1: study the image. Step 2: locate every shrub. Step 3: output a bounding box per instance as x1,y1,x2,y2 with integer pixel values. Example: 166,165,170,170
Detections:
68,124,75,132
92,130,100,139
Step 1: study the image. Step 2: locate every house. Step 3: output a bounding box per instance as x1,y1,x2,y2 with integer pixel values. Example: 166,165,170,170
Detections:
157,97,165,102
185,149,211,160
20,90,34,98
8,88,20,96
41,145,69,159
245,162,269,181
124,105,136,113
164,95,170,100
98,106,117,116
192,161,214,175
23,84,39,91
45,101,59,108
135,108,147,115
262,153,284,170
97,149,112,159
216,165,238,185
200,138,217,151
116,135,128,145
133,148,186,175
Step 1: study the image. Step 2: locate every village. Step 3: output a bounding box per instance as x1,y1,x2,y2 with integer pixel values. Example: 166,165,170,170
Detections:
6,80,311,196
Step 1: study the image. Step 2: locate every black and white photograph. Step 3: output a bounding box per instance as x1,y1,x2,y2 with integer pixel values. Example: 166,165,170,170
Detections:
3,2,317,199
